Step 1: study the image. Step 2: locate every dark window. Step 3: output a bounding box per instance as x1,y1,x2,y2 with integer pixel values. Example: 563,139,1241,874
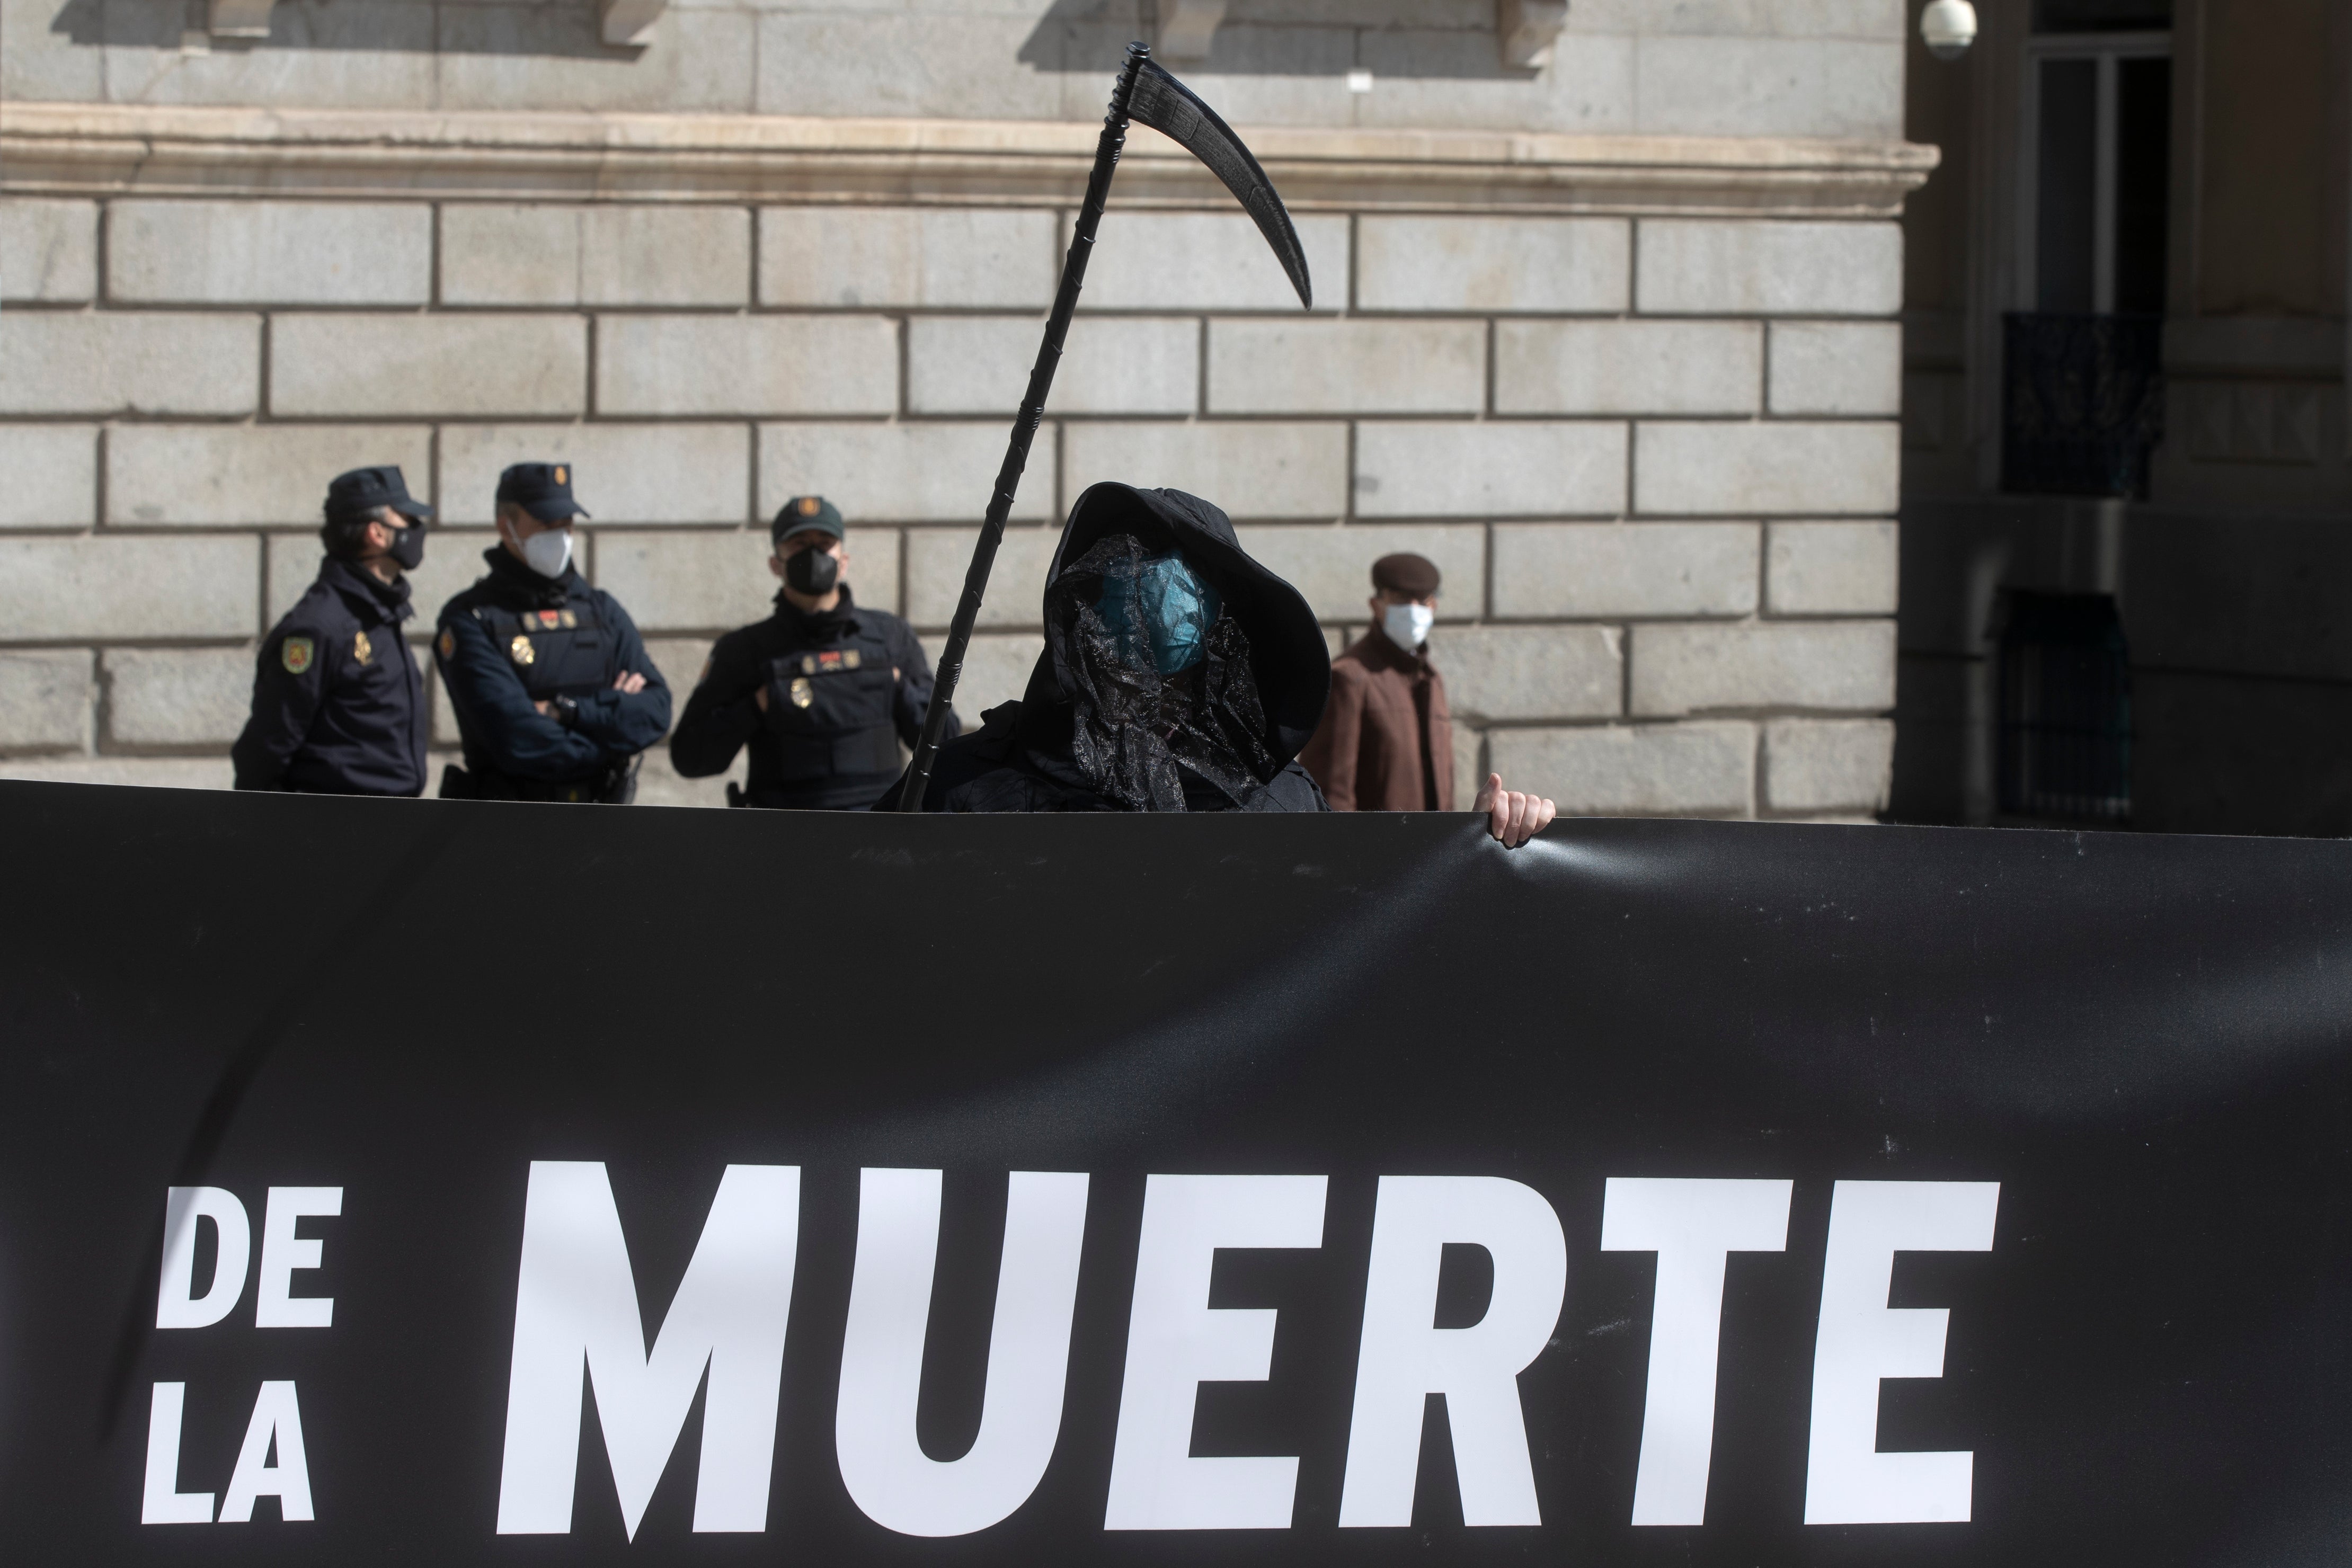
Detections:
2034,0,2171,32
1995,592,2132,823
2010,43,2169,495
2113,56,2171,314
2036,59,2098,312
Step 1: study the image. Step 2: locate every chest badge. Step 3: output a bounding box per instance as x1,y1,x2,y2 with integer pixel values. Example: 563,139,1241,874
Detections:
789,676,814,709
510,635,536,666
437,627,455,661
281,636,314,675
353,629,373,666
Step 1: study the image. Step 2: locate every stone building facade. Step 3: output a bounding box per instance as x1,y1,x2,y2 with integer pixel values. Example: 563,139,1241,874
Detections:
0,0,1920,817
1897,0,2352,835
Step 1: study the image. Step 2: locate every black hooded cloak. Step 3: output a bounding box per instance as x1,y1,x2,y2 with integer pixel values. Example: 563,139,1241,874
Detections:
900,484,1331,813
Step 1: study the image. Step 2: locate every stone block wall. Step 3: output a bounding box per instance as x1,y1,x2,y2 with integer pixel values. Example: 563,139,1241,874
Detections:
0,0,1918,817
0,185,1901,817
1,0,1905,139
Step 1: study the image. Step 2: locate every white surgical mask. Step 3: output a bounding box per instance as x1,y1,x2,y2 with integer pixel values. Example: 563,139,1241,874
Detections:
1382,602,1433,649
508,521,573,580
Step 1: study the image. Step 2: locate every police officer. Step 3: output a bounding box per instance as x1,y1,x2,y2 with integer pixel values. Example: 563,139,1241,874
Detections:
669,495,953,809
433,462,670,803
232,466,432,795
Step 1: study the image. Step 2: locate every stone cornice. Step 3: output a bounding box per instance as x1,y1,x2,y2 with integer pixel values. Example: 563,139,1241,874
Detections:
0,101,1936,217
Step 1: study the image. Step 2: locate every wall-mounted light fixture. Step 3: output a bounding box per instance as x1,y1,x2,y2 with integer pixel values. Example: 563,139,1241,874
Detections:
1922,0,1978,61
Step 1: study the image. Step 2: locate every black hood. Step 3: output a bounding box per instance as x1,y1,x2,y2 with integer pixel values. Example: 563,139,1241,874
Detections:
1014,483,1330,774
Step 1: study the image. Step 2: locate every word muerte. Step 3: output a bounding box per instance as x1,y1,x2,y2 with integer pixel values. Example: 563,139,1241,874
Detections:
494,1165,1998,1540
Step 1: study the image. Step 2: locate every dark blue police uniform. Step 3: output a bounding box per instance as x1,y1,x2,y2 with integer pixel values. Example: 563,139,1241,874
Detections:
670,585,948,810
669,496,955,810
434,464,670,804
232,466,432,796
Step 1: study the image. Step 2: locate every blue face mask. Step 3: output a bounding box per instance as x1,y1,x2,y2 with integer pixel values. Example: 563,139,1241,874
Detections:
1097,553,1222,675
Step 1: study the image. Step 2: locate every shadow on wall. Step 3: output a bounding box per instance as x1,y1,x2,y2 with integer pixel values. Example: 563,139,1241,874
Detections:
49,0,1533,74
1017,0,1536,81
49,0,634,59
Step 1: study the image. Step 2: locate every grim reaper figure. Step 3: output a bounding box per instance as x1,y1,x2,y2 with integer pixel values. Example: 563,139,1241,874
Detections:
901,483,1327,814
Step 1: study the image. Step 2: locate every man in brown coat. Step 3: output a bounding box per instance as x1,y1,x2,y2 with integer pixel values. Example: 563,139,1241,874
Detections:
1301,551,1457,812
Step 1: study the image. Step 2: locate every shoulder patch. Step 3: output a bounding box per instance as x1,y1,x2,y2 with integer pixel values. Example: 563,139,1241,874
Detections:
437,627,456,661
281,636,315,675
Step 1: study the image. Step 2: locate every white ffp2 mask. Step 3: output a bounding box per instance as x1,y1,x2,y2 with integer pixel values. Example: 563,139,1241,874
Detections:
510,522,573,580
1382,602,1433,649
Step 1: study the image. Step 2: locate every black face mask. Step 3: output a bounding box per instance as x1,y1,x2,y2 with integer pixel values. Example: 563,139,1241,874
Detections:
386,521,427,572
785,545,840,595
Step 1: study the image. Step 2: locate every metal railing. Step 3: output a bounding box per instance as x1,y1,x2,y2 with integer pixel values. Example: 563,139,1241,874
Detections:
1995,590,2133,823
2001,312,2164,499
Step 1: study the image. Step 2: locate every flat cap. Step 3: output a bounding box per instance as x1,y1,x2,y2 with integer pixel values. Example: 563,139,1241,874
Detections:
323,466,432,526
1371,551,1441,598
496,462,589,523
772,495,846,544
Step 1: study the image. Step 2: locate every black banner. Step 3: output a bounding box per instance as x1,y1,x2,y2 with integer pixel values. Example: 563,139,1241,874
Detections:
4,780,2349,1566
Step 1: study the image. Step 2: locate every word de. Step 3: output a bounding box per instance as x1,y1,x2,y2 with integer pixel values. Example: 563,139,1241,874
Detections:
156,1186,343,1330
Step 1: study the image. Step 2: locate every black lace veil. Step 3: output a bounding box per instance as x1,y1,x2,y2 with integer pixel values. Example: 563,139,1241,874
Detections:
1044,533,1276,810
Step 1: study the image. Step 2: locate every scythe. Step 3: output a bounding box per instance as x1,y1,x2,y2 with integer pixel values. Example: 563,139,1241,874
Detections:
893,41,1311,810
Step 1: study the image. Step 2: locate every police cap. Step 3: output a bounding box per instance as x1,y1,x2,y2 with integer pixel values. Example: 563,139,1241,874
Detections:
324,466,433,527
496,462,590,523
772,495,845,545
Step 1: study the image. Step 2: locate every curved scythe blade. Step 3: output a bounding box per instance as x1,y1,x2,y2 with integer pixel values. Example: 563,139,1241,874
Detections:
1126,58,1312,308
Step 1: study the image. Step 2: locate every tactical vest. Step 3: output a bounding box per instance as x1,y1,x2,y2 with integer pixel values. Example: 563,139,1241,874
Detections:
475,602,616,702
761,626,901,786
459,600,637,804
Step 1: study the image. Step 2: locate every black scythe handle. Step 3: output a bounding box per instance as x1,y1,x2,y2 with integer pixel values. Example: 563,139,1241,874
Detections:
895,42,1150,810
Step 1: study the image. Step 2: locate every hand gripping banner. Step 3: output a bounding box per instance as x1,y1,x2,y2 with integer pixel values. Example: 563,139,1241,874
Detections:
2,778,2349,1565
